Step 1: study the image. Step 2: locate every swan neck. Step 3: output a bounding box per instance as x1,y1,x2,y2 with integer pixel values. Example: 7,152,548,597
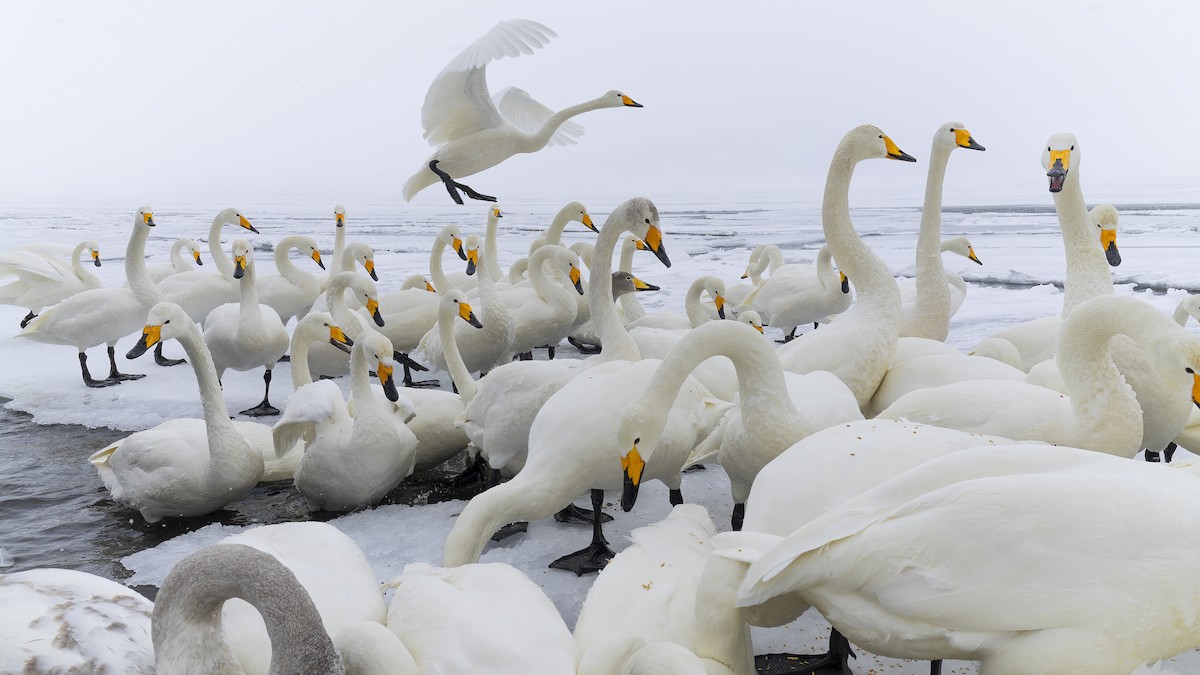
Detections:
331,224,346,277
73,242,101,286
289,333,315,388
126,223,161,308
685,282,709,328
207,215,233,276
274,238,310,286
429,236,451,292
484,213,503,280
326,278,366,338
176,321,239,441
439,301,477,403
822,142,900,309
1057,300,1144,437
910,144,954,328
348,341,380,411
169,239,187,269
152,545,339,674
545,206,573,247
1054,168,1111,316
237,257,265,329
589,218,640,362
526,97,606,150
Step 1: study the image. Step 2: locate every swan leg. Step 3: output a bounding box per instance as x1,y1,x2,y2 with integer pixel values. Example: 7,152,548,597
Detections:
79,351,119,388
428,160,498,205
754,627,856,675
105,345,145,382
19,311,36,328
554,501,614,526
930,660,943,675
277,354,291,362
549,489,616,576
1165,441,1178,463
451,453,490,488
567,336,602,354
775,327,797,344
1145,449,1161,462
154,342,186,367
239,369,280,417
545,344,556,360
731,502,745,531
669,488,683,506
399,353,440,388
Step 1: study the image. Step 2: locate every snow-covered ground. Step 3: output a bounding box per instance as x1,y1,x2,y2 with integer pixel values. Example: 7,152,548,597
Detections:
2,198,1199,673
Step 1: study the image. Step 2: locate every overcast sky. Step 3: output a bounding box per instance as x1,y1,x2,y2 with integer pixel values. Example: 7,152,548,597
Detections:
3,1,1198,209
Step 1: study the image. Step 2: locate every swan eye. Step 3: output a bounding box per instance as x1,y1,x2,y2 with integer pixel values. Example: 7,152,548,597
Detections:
634,437,641,445
878,135,883,139
1188,368,1195,374
1047,147,1051,151
644,218,650,224
1070,145,1075,151
949,128,955,132
163,319,171,324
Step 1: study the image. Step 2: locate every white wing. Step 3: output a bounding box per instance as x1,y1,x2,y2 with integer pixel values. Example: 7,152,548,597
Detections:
421,19,557,147
0,251,67,282
493,86,584,146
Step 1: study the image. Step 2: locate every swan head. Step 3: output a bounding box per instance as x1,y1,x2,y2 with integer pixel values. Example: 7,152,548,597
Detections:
84,241,102,267
844,125,916,163
1090,204,1121,266
295,312,354,354
463,234,481,276
740,244,766,279
1042,133,1079,193
230,239,254,279
696,276,727,319
185,239,203,266
568,242,595,269
289,236,326,270
940,237,982,265
616,412,662,512
334,205,345,228
734,307,765,333
333,272,383,327
561,251,585,295
216,207,259,234
442,289,483,328
135,206,156,228
440,224,469,262
360,332,400,402
343,242,378,281
488,205,503,221
612,197,670,268
610,272,659,300
126,302,193,359
934,122,986,152
400,274,437,293
563,201,596,233
601,90,643,108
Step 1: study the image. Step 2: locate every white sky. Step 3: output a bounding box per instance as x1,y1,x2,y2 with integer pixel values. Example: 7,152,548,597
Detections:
3,0,1199,208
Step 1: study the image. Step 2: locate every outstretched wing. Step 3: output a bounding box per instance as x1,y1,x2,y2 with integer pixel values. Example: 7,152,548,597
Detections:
421,19,557,147
493,86,585,146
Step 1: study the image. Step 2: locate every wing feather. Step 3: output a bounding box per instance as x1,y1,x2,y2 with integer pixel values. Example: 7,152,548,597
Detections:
421,19,557,147
493,86,585,146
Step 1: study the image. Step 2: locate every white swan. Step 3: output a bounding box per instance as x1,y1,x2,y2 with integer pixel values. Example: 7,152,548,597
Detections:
0,239,103,328
895,236,982,336
384,561,577,675
450,198,671,485
202,239,290,417
214,522,388,675
879,295,1200,457
307,271,385,380
895,122,985,340
976,133,1111,371
402,19,642,204
499,202,597,291
0,567,155,673
277,330,417,511
88,302,264,521
419,241,516,377
152,543,412,675
18,207,164,386
730,445,1200,674
495,244,583,359
146,237,204,284
617,320,862,529
256,235,326,323
158,207,259,323
742,243,850,341
574,505,752,675
627,274,726,331
776,125,916,408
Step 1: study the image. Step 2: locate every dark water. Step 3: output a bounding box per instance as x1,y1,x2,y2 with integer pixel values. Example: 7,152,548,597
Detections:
0,401,479,597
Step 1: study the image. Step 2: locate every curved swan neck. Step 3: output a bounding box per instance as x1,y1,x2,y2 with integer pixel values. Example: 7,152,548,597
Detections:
168,239,188,270
814,246,836,291
126,220,161,308
274,237,316,287
439,300,478,403
1057,298,1145,434
289,329,317,389
544,205,576,247
590,211,641,362
527,247,573,309
429,233,452,292
152,544,341,675
684,279,713,328
174,319,241,447
207,214,234,276
73,241,102,286
1054,165,1111,316
762,245,784,274
523,96,609,151
822,140,900,310
326,277,366,338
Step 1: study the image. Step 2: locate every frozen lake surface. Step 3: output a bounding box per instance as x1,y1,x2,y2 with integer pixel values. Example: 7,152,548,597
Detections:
2,198,1199,673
